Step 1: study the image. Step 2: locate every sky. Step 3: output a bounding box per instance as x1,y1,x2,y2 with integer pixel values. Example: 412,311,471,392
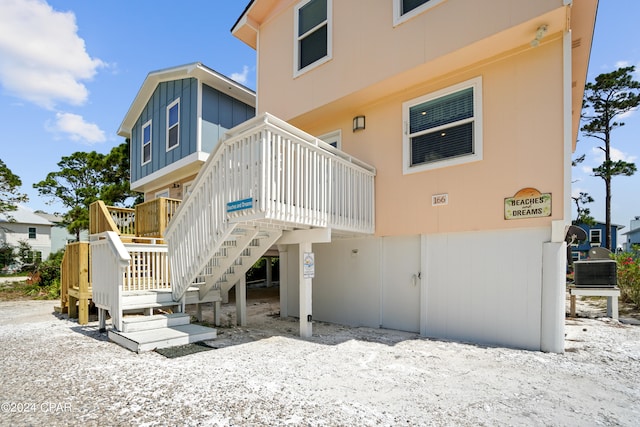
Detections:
0,0,638,243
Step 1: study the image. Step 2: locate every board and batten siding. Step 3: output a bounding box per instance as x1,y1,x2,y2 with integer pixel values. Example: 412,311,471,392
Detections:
131,78,198,183
201,84,256,154
131,79,256,183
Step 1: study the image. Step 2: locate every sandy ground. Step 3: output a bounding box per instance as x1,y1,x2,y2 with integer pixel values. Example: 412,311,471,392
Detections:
0,287,639,427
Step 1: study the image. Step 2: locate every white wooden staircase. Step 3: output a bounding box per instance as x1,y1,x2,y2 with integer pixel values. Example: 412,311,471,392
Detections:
91,113,376,351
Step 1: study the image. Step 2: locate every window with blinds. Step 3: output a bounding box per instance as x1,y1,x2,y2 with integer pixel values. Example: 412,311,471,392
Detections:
393,0,447,26
403,77,482,173
295,0,332,75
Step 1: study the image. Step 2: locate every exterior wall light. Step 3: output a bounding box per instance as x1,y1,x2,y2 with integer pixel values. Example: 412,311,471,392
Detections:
530,24,548,47
353,115,365,132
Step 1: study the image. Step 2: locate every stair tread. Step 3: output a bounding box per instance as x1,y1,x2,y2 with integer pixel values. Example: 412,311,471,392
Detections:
122,313,189,324
109,324,217,352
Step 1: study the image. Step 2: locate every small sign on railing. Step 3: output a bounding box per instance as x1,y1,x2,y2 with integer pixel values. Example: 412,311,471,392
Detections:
227,198,253,213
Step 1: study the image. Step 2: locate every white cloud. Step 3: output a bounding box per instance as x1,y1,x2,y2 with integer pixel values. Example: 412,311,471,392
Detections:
0,0,104,109
47,112,106,144
590,146,637,164
615,60,630,69
230,65,250,85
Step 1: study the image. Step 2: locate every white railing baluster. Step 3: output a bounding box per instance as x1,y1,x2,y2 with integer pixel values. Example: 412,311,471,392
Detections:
164,113,376,302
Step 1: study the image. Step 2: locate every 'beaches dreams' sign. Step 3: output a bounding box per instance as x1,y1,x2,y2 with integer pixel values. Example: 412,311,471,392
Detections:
504,188,551,220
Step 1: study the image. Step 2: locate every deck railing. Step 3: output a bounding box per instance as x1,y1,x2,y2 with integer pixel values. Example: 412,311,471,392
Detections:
135,198,181,239
90,231,170,331
122,242,170,292
89,201,135,237
89,198,180,240
164,112,376,301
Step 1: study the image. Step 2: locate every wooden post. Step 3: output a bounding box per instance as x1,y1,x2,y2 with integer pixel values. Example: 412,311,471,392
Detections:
236,276,247,326
77,243,90,325
214,300,221,326
98,308,107,332
266,256,273,287
299,242,313,338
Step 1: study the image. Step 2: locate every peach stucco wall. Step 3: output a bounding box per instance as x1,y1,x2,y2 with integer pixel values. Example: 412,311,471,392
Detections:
307,40,566,236
252,0,569,237
255,0,566,120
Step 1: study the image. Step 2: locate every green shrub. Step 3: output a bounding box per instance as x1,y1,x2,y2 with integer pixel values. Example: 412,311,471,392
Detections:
614,250,640,307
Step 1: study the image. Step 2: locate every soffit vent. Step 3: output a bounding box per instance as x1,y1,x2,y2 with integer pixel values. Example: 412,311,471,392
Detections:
572,38,582,49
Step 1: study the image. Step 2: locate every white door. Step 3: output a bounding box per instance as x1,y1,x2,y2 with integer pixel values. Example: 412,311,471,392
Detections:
381,236,421,332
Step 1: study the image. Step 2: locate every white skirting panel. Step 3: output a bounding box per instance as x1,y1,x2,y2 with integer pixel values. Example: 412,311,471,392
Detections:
421,227,552,351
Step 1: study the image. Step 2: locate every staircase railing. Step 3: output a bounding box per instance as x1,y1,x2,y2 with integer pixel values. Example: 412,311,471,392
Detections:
89,201,135,237
90,231,131,332
89,198,180,240
164,112,376,301
90,231,171,331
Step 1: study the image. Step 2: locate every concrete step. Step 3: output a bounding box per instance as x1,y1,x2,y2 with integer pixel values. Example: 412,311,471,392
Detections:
120,313,190,333
109,324,217,353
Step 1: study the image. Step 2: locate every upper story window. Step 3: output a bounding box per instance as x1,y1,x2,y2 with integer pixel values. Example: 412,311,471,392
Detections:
28,227,36,239
590,229,602,246
167,99,180,151
394,0,447,26
319,129,341,149
403,77,482,174
142,120,152,165
294,0,332,76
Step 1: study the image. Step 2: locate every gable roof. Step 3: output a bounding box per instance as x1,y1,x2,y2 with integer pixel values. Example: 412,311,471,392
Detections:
118,62,256,138
0,205,52,226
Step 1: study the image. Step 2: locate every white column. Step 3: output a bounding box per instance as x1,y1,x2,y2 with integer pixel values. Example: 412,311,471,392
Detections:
235,276,247,326
299,242,313,338
278,245,289,318
540,242,566,353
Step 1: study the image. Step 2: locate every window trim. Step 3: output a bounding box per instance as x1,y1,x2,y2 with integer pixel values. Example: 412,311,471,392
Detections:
590,229,602,246
155,189,170,199
166,98,180,152
141,119,152,166
393,0,448,26
402,76,483,175
293,0,332,78
319,129,341,150
28,227,36,239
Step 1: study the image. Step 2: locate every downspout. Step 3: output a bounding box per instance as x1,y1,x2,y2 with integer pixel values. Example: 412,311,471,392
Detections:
540,3,574,354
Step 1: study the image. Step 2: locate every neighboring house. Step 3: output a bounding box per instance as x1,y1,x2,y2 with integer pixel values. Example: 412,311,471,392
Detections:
218,0,600,352
0,205,52,265
117,62,256,201
622,216,640,252
570,221,625,260
34,212,89,252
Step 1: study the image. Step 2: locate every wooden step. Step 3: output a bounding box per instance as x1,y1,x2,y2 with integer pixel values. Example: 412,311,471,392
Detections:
109,324,217,353
120,313,190,333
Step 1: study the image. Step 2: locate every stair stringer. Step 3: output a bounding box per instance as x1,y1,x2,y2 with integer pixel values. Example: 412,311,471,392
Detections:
219,228,283,297
170,221,239,302
197,226,260,300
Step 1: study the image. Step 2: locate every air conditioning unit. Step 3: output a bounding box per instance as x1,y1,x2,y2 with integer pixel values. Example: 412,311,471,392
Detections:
573,259,617,287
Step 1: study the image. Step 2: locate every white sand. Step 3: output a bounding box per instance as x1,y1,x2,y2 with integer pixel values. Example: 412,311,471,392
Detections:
0,292,639,426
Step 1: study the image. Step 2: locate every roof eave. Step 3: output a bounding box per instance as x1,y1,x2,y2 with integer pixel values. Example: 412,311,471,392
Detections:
118,62,256,137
